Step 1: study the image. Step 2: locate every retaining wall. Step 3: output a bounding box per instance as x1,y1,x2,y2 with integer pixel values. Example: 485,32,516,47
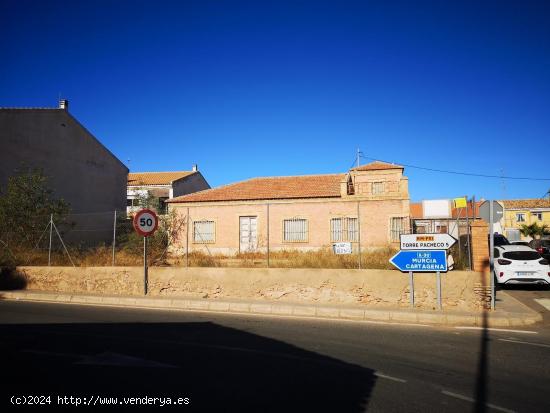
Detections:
16,266,490,311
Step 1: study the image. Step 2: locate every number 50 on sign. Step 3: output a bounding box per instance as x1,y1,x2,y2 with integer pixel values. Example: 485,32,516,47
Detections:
133,208,159,237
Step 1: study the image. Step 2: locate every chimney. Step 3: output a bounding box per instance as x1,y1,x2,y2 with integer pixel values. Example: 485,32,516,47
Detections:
192,164,198,172
59,99,69,111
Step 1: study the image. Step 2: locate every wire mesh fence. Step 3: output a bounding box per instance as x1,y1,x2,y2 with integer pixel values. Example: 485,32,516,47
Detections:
410,217,473,271
0,208,405,269
0,209,182,267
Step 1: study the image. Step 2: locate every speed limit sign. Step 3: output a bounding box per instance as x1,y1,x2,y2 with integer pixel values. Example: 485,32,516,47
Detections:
133,208,159,237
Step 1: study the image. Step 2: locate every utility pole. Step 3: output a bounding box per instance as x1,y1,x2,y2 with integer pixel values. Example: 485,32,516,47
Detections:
356,148,360,168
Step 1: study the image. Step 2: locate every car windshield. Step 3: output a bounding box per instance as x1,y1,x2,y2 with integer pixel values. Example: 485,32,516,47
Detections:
541,241,550,247
494,236,510,246
502,251,541,260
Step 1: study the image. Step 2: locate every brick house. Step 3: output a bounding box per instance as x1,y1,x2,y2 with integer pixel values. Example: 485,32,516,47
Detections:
167,161,410,255
127,166,210,214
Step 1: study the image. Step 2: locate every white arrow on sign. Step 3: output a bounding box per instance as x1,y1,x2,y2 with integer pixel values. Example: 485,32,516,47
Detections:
400,233,457,250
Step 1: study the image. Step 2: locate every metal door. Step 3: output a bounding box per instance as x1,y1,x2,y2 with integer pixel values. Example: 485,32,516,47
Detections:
240,216,258,252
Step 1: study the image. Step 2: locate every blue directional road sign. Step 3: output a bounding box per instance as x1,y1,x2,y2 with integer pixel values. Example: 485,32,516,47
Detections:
389,250,447,272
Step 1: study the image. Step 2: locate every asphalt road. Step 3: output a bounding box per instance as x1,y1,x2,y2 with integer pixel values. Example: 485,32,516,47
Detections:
1,300,549,412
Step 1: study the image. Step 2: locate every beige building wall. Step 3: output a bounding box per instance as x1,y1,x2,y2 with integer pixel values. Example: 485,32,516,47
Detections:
170,197,409,255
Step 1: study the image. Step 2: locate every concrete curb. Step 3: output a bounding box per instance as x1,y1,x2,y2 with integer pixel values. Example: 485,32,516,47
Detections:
0,290,542,327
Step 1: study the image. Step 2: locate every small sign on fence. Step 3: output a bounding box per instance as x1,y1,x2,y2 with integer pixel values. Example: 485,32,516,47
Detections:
333,242,352,254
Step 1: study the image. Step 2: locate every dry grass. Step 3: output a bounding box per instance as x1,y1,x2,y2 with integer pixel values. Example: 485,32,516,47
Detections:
8,245,399,269
171,246,398,269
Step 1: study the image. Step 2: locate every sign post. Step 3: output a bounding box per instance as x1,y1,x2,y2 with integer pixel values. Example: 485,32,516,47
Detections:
143,237,148,295
436,271,442,310
479,200,502,310
409,271,414,307
489,201,495,310
133,208,159,295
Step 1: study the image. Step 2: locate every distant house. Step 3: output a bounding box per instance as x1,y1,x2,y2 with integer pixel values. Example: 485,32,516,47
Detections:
167,161,410,255
411,199,481,239
0,100,128,243
127,166,210,214
500,199,550,241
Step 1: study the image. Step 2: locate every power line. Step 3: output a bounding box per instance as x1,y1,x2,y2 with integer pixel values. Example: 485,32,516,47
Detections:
359,154,550,182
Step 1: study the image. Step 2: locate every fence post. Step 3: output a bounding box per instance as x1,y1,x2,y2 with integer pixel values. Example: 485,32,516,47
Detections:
357,201,361,269
267,202,270,268
112,210,117,266
186,207,190,267
48,214,53,266
465,195,471,270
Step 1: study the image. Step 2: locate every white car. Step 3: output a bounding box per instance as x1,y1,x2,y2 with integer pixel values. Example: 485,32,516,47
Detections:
494,245,550,286
509,240,530,247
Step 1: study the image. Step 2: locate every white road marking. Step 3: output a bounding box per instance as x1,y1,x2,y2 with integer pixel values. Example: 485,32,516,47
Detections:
441,390,516,413
498,338,550,349
454,326,538,334
534,298,550,311
374,371,407,383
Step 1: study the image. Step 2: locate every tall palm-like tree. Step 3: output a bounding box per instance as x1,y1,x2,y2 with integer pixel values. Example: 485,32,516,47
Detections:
519,222,549,239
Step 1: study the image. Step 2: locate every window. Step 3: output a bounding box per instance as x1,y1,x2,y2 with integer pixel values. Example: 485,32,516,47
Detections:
436,225,448,234
533,212,543,221
390,217,407,242
283,218,308,242
415,226,426,234
372,182,384,195
506,229,520,242
516,213,525,222
127,198,140,207
193,220,215,243
494,248,500,258
347,176,355,195
330,217,358,242
502,251,541,261
158,197,169,214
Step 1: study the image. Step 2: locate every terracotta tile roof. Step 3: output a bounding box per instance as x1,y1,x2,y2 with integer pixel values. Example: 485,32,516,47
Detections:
499,199,550,209
351,161,404,172
128,171,195,186
168,174,345,203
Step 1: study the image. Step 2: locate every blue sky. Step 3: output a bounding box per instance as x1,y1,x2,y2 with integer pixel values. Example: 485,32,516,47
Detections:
1,0,549,201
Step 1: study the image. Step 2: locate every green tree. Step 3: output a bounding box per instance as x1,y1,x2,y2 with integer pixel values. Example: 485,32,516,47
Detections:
0,168,70,251
519,222,549,240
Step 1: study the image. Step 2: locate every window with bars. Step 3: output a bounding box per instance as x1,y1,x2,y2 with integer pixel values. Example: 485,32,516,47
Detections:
372,181,384,195
283,218,308,242
390,217,407,242
330,217,358,242
193,220,215,243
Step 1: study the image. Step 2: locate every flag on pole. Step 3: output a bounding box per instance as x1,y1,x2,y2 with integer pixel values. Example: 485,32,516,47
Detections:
453,197,467,208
